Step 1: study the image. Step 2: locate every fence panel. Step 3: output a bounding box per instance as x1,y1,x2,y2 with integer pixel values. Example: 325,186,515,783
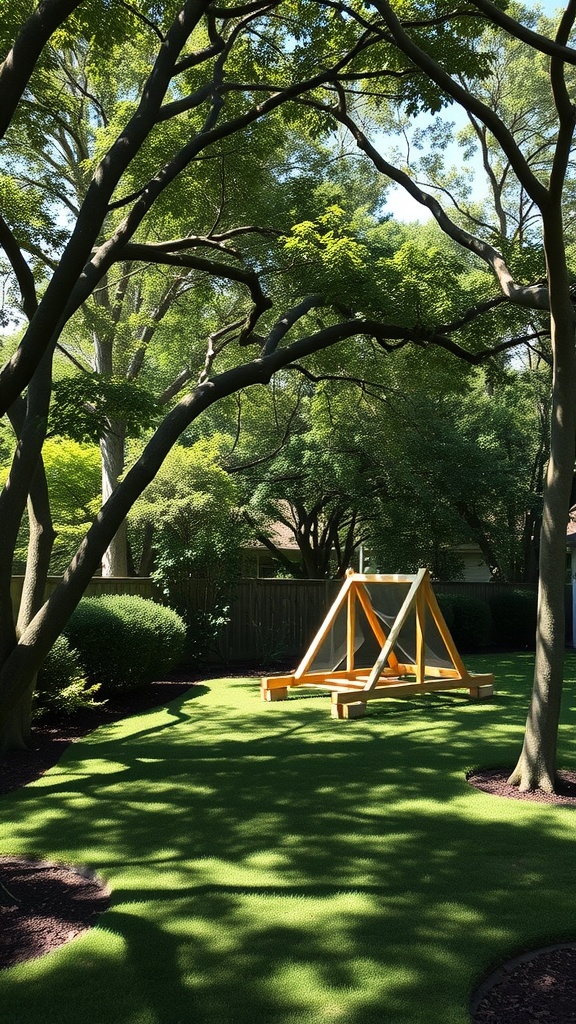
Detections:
10,575,156,615
10,575,575,659
221,579,341,663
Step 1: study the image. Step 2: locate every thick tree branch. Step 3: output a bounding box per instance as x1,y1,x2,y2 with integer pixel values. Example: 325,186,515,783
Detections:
0,0,210,416
370,0,548,207
549,0,576,203
310,98,551,312
120,242,272,328
467,0,576,64
0,216,39,320
262,295,326,355
0,0,85,139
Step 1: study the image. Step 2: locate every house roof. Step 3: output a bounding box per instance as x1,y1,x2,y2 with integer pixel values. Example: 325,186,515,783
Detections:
245,519,300,552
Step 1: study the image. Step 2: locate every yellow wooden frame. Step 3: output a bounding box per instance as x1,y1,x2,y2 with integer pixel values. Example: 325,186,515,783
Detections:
261,569,494,717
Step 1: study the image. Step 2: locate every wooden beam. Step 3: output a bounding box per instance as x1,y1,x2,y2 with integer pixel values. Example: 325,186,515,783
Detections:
347,584,356,672
364,568,428,691
355,583,400,671
468,682,494,698
331,700,366,719
294,573,355,680
343,676,481,701
423,574,468,677
261,685,289,701
415,584,425,685
261,674,298,688
349,573,419,584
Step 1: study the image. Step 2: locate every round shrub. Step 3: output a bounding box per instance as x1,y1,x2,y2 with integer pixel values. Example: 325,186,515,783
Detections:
442,593,493,651
35,635,102,717
64,595,186,694
488,589,537,649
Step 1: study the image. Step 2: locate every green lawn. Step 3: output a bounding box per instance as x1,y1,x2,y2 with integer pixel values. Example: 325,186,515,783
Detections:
1,653,576,1024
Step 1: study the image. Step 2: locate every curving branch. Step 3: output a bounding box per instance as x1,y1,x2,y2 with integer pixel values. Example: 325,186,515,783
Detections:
467,0,576,64
0,215,38,320
305,96,553,314
549,0,576,203
119,241,272,327
0,0,211,417
370,0,549,207
0,0,86,139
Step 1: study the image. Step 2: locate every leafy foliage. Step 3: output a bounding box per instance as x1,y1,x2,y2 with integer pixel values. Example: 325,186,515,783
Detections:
50,374,160,444
0,436,101,572
489,589,538,649
437,593,493,651
130,434,246,586
35,635,102,718
64,595,186,694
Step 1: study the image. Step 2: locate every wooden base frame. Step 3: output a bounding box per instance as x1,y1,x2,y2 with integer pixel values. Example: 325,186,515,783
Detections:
261,569,494,716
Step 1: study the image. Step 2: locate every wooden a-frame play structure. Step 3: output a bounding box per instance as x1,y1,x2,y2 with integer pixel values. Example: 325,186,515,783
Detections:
261,568,494,718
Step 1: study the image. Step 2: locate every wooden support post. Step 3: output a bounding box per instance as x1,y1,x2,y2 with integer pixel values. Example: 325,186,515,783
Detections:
468,683,494,700
423,574,468,677
347,584,356,672
364,568,427,691
261,685,289,701
294,573,355,680
415,585,426,685
331,700,366,719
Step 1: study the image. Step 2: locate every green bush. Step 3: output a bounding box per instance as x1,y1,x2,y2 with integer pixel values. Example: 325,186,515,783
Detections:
440,593,493,651
436,594,456,633
182,604,231,667
64,595,186,694
35,635,102,717
488,589,537,648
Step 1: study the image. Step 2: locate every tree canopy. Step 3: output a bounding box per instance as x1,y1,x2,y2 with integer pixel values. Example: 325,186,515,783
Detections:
2,0,576,796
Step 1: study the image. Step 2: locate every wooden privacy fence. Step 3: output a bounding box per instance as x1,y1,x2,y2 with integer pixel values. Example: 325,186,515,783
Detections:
220,578,342,663
11,575,572,663
10,575,156,611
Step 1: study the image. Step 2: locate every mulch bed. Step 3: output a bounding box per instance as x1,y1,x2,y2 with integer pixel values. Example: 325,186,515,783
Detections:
467,766,576,807
472,944,576,1024
1,680,576,1024
0,856,110,969
0,676,199,797
467,767,576,1022
0,674,222,971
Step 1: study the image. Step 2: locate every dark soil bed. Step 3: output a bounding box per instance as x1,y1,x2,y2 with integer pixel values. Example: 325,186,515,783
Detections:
0,671,255,971
472,943,576,1024
468,767,576,1022
0,856,110,969
467,766,576,806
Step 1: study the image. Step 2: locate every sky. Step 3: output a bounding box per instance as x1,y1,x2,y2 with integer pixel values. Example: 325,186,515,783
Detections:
382,1,567,223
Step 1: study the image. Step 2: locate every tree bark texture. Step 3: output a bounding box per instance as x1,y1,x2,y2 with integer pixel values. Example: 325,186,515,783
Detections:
100,424,128,577
509,207,576,791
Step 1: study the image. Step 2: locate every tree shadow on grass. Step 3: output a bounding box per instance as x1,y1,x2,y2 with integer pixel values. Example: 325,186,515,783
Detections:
1,668,576,1024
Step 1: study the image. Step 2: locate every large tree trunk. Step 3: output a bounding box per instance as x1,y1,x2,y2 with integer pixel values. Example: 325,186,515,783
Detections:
4,471,58,752
0,362,53,750
509,209,576,792
100,422,128,576
95,325,129,578
0,395,56,752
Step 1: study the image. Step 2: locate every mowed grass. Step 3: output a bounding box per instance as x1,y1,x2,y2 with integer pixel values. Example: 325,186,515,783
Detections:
1,653,576,1024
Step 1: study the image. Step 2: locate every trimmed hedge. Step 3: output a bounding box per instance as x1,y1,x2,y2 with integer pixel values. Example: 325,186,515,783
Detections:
488,589,537,648
64,595,186,694
437,593,492,651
